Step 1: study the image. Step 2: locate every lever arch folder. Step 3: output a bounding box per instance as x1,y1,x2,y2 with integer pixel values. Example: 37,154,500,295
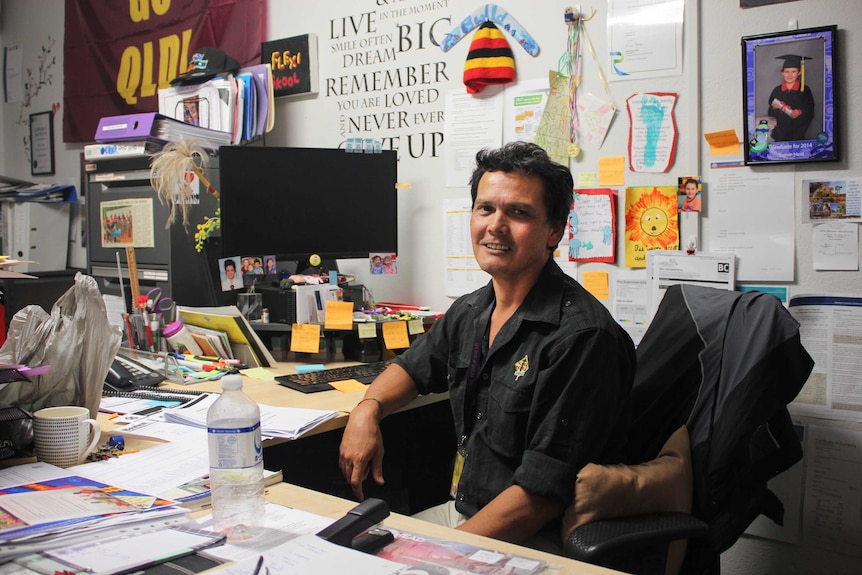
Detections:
3,202,71,272
94,113,232,149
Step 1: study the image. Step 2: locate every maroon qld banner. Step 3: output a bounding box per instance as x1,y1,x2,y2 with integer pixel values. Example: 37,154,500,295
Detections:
63,0,265,143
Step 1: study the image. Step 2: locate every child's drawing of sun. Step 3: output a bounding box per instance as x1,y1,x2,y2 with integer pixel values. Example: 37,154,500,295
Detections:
626,187,678,249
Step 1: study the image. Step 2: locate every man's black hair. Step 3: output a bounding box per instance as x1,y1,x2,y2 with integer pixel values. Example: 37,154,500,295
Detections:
224,259,236,270
469,142,573,228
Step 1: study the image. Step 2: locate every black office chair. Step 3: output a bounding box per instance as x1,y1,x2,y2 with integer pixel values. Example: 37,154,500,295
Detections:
563,285,813,575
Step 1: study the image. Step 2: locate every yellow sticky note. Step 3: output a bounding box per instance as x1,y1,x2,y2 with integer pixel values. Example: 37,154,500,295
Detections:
382,320,410,350
582,271,609,300
598,156,625,186
324,301,354,330
704,130,740,156
330,379,368,393
578,172,597,187
290,323,321,354
358,322,378,339
407,318,425,336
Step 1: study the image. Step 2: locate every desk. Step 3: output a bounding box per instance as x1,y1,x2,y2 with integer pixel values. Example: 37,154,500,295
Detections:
100,359,455,516
100,359,447,440
254,482,620,575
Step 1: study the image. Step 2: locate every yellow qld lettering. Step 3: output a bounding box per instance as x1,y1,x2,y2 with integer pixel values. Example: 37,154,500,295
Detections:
140,41,157,98
130,0,171,22
158,29,190,86
117,46,142,104
117,30,190,105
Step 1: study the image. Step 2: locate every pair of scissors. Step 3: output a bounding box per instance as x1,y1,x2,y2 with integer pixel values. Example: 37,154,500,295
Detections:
145,287,175,321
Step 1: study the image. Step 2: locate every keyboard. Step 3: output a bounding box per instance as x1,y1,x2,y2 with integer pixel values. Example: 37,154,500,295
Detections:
276,360,392,394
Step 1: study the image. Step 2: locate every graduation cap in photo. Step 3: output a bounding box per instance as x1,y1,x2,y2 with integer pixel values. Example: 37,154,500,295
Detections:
170,47,241,86
777,54,812,89
463,21,516,94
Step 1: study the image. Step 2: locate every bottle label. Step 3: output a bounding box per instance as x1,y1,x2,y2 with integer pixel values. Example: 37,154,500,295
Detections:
208,422,262,469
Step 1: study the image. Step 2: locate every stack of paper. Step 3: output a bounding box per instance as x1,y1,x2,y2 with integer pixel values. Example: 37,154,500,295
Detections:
162,394,338,440
0,474,187,560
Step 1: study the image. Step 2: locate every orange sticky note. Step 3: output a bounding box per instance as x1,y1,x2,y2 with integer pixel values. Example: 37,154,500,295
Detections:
598,156,625,186
290,323,321,353
358,322,377,339
382,320,410,350
330,379,368,393
704,130,740,156
582,271,609,300
324,301,354,330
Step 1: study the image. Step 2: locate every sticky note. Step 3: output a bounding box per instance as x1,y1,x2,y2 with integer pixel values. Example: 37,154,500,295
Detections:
598,156,625,186
358,322,377,339
295,364,325,373
582,271,609,300
324,301,354,330
330,379,368,393
382,320,410,350
578,172,598,187
407,319,425,335
290,323,321,354
704,130,740,156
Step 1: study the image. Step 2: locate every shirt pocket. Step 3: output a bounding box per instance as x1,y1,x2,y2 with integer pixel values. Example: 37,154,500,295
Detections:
485,376,532,458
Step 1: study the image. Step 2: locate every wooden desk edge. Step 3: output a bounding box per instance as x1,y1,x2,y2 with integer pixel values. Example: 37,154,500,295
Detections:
260,482,621,575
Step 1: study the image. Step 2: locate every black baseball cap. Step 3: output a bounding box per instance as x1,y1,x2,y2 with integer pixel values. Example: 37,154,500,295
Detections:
170,47,240,85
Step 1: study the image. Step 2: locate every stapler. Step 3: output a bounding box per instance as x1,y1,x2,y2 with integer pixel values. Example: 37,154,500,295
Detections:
315,498,390,548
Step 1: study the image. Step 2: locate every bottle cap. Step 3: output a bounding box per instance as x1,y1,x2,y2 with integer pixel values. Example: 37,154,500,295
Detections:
162,321,184,338
221,373,243,391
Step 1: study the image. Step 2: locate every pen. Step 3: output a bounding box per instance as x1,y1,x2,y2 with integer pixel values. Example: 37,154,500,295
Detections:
252,555,265,575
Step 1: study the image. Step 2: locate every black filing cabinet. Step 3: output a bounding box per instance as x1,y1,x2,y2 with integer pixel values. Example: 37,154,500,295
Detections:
84,155,225,308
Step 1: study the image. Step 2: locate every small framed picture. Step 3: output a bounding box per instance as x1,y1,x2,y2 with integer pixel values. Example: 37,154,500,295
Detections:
29,111,55,175
742,25,839,165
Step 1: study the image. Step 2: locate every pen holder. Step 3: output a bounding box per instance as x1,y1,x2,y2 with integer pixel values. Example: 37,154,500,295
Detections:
238,292,263,322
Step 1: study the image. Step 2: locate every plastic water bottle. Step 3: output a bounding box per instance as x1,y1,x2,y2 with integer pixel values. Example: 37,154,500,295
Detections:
207,373,265,540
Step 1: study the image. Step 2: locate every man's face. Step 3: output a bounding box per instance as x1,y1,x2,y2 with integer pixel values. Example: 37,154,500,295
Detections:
782,67,800,84
470,171,563,282
225,265,236,279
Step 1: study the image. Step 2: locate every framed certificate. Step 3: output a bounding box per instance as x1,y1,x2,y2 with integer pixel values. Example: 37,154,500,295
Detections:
742,26,839,165
29,110,55,175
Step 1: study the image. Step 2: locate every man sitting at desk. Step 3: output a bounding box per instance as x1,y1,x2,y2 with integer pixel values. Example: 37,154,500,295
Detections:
339,142,635,552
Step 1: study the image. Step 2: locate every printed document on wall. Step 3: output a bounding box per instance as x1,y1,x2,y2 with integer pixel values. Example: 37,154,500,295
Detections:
802,424,862,557
788,295,862,421
443,198,489,297
444,90,502,188
646,251,735,321
707,166,794,281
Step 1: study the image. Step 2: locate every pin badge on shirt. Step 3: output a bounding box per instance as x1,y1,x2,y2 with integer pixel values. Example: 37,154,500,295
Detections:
514,355,529,380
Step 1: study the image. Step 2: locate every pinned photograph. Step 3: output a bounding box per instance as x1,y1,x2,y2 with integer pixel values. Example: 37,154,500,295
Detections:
370,253,398,275
678,176,702,212
219,256,241,291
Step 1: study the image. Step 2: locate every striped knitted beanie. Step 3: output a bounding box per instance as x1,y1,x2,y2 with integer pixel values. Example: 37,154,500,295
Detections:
463,21,516,94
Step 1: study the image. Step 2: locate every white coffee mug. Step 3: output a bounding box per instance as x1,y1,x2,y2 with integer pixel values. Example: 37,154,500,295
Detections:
32,406,101,468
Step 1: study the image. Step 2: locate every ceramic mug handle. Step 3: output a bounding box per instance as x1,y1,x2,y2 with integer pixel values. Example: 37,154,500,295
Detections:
82,418,101,459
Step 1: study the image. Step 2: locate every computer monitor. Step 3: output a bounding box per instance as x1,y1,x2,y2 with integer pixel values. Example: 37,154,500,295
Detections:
218,146,398,272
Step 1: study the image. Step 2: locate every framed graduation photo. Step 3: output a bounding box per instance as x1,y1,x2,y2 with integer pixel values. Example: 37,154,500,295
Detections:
742,25,839,165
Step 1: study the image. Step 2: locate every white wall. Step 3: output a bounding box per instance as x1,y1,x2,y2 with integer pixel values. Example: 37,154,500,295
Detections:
2,1,861,572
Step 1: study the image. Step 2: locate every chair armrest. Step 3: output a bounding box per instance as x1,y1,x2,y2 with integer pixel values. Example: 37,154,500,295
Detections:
564,512,708,562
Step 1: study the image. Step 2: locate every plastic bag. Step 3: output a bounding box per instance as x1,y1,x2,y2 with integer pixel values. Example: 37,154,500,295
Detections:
0,273,121,419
